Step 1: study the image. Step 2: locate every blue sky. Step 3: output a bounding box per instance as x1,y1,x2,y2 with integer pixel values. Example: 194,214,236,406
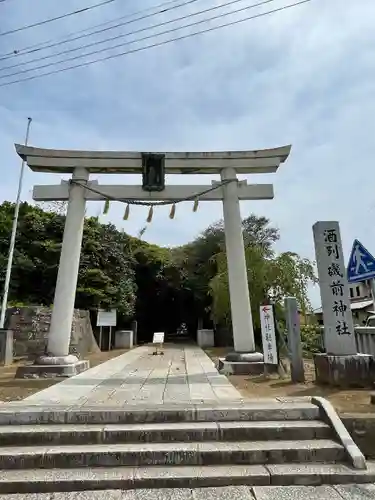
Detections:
0,0,374,307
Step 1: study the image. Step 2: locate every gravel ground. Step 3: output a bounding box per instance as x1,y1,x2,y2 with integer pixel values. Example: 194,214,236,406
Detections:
205,347,375,414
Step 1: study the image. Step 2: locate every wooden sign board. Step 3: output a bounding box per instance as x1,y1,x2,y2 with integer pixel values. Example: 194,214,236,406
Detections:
97,309,117,327
259,305,278,365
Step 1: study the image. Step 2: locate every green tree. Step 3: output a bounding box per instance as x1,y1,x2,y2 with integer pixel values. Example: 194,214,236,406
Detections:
208,246,317,334
0,202,136,317
77,218,136,316
173,214,281,324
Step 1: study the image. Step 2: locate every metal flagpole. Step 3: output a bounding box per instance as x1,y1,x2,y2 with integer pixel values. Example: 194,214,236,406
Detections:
0,117,32,329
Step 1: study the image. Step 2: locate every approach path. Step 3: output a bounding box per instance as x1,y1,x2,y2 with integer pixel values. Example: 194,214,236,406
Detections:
21,344,242,407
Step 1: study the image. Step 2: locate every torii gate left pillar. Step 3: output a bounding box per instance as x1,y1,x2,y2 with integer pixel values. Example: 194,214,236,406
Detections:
47,167,89,361
15,144,291,378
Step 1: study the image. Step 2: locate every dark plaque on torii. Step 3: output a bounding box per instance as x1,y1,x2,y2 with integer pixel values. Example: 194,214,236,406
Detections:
142,153,165,192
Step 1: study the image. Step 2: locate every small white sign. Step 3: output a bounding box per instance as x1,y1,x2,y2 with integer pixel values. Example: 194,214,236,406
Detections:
153,332,165,344
260,305,278,365
97,309,117,327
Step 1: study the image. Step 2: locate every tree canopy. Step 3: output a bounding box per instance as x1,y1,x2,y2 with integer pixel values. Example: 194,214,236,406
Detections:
0,201,317,343
0,202,136,315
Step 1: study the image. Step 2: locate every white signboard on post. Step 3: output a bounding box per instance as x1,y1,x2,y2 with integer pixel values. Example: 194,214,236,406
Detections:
153,332,165,344
97,309,117,327
152,331,165,356
313,221,356,356
260,305,278,365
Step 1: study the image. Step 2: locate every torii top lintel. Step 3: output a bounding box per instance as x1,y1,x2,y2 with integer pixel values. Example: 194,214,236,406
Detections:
15,144,291,175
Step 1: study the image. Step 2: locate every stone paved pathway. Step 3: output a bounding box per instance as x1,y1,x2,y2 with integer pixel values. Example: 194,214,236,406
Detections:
2,484,375,499
22,345,242,407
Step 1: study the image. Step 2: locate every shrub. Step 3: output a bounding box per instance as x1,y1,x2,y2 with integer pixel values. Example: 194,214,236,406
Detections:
300,324,324,357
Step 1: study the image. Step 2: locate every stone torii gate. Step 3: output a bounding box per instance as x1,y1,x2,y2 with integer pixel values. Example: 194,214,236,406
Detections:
16,144,291,376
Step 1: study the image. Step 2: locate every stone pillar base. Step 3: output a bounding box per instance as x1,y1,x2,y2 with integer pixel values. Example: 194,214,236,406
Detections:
15,355,89,379
314,353,373,388
36,354,80,365
218,351,278,375
225,352,263,362
197,329,214,348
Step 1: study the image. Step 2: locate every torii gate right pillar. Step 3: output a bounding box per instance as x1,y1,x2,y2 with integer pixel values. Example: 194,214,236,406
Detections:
221,167,256,354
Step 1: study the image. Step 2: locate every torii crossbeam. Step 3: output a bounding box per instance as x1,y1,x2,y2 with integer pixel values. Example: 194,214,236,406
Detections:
16,144,291,376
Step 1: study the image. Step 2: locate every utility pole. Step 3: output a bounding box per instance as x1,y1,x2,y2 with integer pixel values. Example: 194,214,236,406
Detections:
0,117,32,329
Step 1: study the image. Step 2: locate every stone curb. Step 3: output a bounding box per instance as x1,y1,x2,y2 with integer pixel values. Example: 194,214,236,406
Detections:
0,401,320,425
311,396,367,470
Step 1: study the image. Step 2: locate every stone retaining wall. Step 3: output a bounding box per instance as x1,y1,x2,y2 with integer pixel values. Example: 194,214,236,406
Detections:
341,414,375,459
5,307,100,359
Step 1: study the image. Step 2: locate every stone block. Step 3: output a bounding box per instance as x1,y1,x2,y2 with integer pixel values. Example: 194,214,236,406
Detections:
58,492,124,500
0,466,137,494
134,465,203,489
126,488,193,500
197,329,214,348
192,486,253,500
195,402,320,422
115,330,133,349
218,420,331,441
334,484,375,500
15,359,89,379
0,423,103,446
252,485,345,500
64,407,197,425
314,353,374,387
266,462,375,486
102,422,220,444
0,408,69,425
218,359,278,375
0,329,13,366
196,439,344,465
134,465,270,489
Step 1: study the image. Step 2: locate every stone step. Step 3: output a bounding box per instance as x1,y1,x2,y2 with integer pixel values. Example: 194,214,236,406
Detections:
0,439,345,469
0,402,320,425
218,420,331,441
0,462,374,494
0,420,332,446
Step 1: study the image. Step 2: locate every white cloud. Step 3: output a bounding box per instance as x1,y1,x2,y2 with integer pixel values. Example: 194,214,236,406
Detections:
1,0,375,308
